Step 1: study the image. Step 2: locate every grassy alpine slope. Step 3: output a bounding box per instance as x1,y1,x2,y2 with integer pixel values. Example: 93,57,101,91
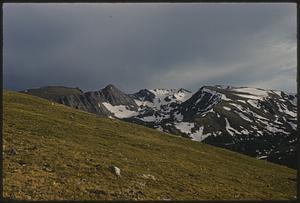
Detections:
3,90,297,200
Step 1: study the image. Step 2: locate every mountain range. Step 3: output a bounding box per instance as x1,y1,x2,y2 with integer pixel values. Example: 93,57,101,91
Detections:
21,84,298,168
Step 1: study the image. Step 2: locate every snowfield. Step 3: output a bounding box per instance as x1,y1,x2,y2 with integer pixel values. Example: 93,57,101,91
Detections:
102,102,139,118
232,87,269,97
174,122,194,134
189,126,211,142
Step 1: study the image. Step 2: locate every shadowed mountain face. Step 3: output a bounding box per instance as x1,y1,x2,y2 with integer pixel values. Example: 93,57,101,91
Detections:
24,85,138,117
22,84,297,168
20,86,83,102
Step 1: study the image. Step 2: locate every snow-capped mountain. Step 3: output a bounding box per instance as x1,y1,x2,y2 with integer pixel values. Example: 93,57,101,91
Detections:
22,84,297,168
128,88,192,124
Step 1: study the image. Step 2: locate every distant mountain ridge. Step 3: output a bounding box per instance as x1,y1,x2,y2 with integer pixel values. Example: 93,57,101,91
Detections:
22,84,297,168
21,86,83,101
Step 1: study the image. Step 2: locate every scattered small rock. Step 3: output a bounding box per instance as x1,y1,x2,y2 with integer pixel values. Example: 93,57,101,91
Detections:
109,166,121,177
80,178,87,183
85,158,95,165
137,181,146,187
42,163,54,172
86,158,94,162
162,198,172,201
51,102,54,106
16,160,26,166
141,174,156,181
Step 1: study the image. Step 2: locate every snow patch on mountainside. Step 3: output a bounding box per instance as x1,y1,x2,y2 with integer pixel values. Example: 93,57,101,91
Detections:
132,88,193,116
288,121,297,130
102,102,139,118
175,122,194,134
131,88,193,123
257,119,289,134
234,94,262,100
241,129,250,135
134,99,154,108
221,94,231,101
139,115,157,122
148,89,192,109
225,118,241,135
174,90,193,102
278,104,297,117
235,111,252,122
190,127,210,142
174,112,184,122
247,100,260,109
237,99,246,104
233,87,269,97
223,106,231,111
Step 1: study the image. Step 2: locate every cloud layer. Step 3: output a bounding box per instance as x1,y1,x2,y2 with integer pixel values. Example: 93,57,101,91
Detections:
4,3,297,93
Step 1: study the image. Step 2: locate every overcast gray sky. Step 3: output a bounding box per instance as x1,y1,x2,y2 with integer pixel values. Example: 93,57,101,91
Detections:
4,3,297,93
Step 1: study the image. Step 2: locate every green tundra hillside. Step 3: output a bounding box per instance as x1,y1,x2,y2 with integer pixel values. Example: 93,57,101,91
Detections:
3,90,297,200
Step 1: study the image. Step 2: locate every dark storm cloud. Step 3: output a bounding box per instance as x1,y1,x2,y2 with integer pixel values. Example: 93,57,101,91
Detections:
4,3,297,93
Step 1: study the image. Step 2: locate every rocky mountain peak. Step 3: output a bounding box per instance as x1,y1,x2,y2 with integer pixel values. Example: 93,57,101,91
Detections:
131,89,156,102
100,84,124,95
103,84,118,91
178,88,191,93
